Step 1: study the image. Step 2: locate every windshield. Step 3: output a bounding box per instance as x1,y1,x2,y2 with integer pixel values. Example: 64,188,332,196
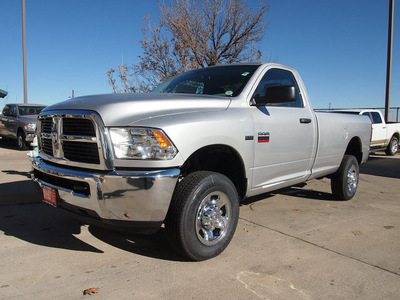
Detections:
18,106,46,115
153,65,260,97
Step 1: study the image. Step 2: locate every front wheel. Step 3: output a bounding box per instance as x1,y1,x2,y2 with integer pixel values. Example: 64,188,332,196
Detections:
165,171,239,261
17,131,28,150
331,155,359,200
385,136,399,156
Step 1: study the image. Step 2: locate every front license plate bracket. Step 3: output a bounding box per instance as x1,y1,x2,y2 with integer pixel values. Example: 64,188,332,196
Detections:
42,186,57,207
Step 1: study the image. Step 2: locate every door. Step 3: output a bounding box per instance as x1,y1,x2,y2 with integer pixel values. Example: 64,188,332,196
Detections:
369,111,387,148
5,105,19,137
250,68,317,189
0,106,7,136
0,105,16,138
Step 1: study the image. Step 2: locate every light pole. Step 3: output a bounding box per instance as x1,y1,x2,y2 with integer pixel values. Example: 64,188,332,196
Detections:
385,0,395,122
22,0,28,104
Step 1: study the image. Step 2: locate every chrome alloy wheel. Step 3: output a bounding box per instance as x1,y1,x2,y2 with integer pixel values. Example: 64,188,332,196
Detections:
18,135,24,149
391,140,398,154
196,192,232,246
347,164,358,193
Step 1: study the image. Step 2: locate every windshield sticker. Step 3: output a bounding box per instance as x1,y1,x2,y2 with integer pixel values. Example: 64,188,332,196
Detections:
225,90,233,96
241,72,250,76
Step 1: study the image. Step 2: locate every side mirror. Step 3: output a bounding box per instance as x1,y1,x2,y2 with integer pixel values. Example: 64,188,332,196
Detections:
253,85,297,106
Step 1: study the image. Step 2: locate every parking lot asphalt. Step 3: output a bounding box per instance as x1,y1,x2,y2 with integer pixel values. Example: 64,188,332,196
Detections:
0,137,399,299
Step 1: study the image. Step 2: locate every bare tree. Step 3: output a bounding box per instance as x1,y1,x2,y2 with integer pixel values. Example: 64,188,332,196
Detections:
107,65,136,93
108,0,269,93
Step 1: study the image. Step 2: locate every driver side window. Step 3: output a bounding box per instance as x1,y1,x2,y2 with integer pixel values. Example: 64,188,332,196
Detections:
2,106,10,116
9,106,17,117
3,105,16,117
254,68,304,107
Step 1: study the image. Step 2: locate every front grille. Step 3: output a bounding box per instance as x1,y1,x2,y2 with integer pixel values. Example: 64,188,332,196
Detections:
38,112,105,168
63,118,95,136
41,118,52,133
63,141,100,164
42,138,53,156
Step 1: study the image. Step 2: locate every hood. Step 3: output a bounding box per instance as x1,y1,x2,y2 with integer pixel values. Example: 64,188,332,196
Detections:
19,115,39,124
43,93,231,126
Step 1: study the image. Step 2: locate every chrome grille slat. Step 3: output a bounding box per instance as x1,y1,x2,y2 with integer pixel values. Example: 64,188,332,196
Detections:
60,135,97,143
37,111,111,170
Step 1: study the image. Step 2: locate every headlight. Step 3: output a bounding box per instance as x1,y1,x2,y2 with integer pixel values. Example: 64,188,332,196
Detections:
109,127,178,160
24,123,36,131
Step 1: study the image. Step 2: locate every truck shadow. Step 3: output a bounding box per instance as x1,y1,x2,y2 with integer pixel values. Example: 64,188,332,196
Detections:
0,137,33,150
0,137,19,150
0,180,43,203
0,202,184,260
360,154,400,179
241,185,334,207
88,226,184,262
0,203,103,253
274,187,334,201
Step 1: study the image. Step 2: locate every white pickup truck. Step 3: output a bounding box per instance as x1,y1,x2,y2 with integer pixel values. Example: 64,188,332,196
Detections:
31,63,371,260
335,109,399,155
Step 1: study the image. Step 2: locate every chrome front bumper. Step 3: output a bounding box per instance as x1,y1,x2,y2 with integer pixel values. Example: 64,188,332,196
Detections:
32,157,180,227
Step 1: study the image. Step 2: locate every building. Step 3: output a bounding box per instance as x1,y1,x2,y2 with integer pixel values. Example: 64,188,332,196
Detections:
0,89,8,98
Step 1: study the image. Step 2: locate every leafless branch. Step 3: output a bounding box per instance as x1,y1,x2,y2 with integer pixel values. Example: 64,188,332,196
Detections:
107,0,270,93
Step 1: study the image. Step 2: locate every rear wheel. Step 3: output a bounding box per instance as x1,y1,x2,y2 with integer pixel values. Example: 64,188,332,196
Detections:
331,155,359,200
385,136,399,156
17,131,28,150
165,171,239,261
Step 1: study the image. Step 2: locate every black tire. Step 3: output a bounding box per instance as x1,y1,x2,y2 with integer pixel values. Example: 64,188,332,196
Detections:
165,171,239,261
331,155,359,200
385,136,399,156
17,131,28,150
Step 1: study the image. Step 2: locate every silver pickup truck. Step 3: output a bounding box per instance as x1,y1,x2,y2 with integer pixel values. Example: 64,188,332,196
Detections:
31,63,371,260
0,103,46,150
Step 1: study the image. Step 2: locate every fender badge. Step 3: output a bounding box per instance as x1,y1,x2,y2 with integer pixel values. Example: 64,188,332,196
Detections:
258,132,270,143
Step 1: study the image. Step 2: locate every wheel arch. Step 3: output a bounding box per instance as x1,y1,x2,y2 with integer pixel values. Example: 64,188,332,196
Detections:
391,132,400,141
180,144,247,199
345,137,363,164
17,127,24,136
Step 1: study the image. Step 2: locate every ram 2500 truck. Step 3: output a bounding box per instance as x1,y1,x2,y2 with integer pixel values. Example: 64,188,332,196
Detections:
0,103,46,150
31,63,371,260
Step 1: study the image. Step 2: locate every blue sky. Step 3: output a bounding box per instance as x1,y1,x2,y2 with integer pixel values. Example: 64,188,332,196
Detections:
0,0,399,109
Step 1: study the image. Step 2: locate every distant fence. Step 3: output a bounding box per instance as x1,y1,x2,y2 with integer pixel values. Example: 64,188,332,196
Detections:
317,107,400,123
